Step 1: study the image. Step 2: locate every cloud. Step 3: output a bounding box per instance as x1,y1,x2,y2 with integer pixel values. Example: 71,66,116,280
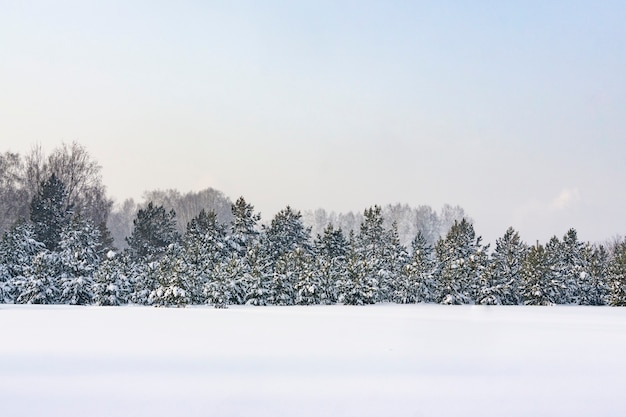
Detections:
550,188,581,211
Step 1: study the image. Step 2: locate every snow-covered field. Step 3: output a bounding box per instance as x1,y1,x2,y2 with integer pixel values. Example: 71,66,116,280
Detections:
1,305,625,417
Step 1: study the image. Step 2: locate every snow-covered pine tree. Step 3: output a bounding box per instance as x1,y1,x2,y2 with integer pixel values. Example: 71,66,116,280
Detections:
57,216,102,305
149,244,194,307
183,209,228,303
125,202,179,262
228,197,261,258
16,251,61,304
353,206,406,302
30,173,73,251
519,243,559,305
434,219,488,304
559,228,586,304
396,232,436,303
242,242,272,306
478,227,527,305
264,206,312,263
580,243,609,305
544,236,569,304
608,240,626,306
93,251,131,306
336,232,378,305
0,220,44,302
312,223,350,304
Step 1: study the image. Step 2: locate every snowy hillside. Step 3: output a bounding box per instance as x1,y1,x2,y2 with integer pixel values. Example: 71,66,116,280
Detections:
1,305,625,417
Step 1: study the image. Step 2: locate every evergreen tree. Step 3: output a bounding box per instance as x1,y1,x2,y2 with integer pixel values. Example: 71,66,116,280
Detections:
228,197,261,258
353,206,406,302
150,244,195,307
242,242,272,306
434,219,488,304
57,216,102,305
30,173,72,251
264,206,312,263
479,227,527,305
204,256,243,308
182,209,228,303
544,236,569,304
93,251,131,306
608,240,626,306
126,202,179,261
16,251,61,304
520,243,560,305
560,229,586,304
337,233,378,305
396,232,436,303
312,224,349,304
580,244,609,305
0,220,44,280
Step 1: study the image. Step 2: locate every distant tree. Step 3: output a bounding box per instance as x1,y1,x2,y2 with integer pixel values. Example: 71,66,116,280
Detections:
0,152,29,235
25,142,113,230
30,173,73,251
125,202,179,261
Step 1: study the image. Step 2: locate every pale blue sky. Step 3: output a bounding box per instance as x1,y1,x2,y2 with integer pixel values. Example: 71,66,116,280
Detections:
1,1,625,244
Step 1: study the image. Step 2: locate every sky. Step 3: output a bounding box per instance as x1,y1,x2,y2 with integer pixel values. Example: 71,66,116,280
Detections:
1,1,625,245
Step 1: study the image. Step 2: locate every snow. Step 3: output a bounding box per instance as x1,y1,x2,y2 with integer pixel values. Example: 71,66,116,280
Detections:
1,304,625,417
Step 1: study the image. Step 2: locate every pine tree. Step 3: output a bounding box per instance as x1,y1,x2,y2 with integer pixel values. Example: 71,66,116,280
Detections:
608,240,626,306
337,233,378,305
544,236,569,304
434,219,488,304
57,216,102,305
150,244,195,307
93,251,131,306
126,202,179,261
396,232,436,303
560,229,586,304
264,206,312,262
479,227,527,305
30,173,72,251
520,243,560,305
182,209,228,304
242,242,272,306
228,197,261,258
16,251,61,304
312,224,349,304
580,244,609,306
0,220,44,301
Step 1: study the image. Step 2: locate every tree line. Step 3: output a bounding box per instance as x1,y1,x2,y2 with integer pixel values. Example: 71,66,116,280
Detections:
1,142,625,307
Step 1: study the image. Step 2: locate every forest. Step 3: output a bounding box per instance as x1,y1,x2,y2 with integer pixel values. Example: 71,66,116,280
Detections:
1,142,625,307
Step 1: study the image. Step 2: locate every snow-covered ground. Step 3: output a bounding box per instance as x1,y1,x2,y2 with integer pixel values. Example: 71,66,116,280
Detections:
1,304,625,417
